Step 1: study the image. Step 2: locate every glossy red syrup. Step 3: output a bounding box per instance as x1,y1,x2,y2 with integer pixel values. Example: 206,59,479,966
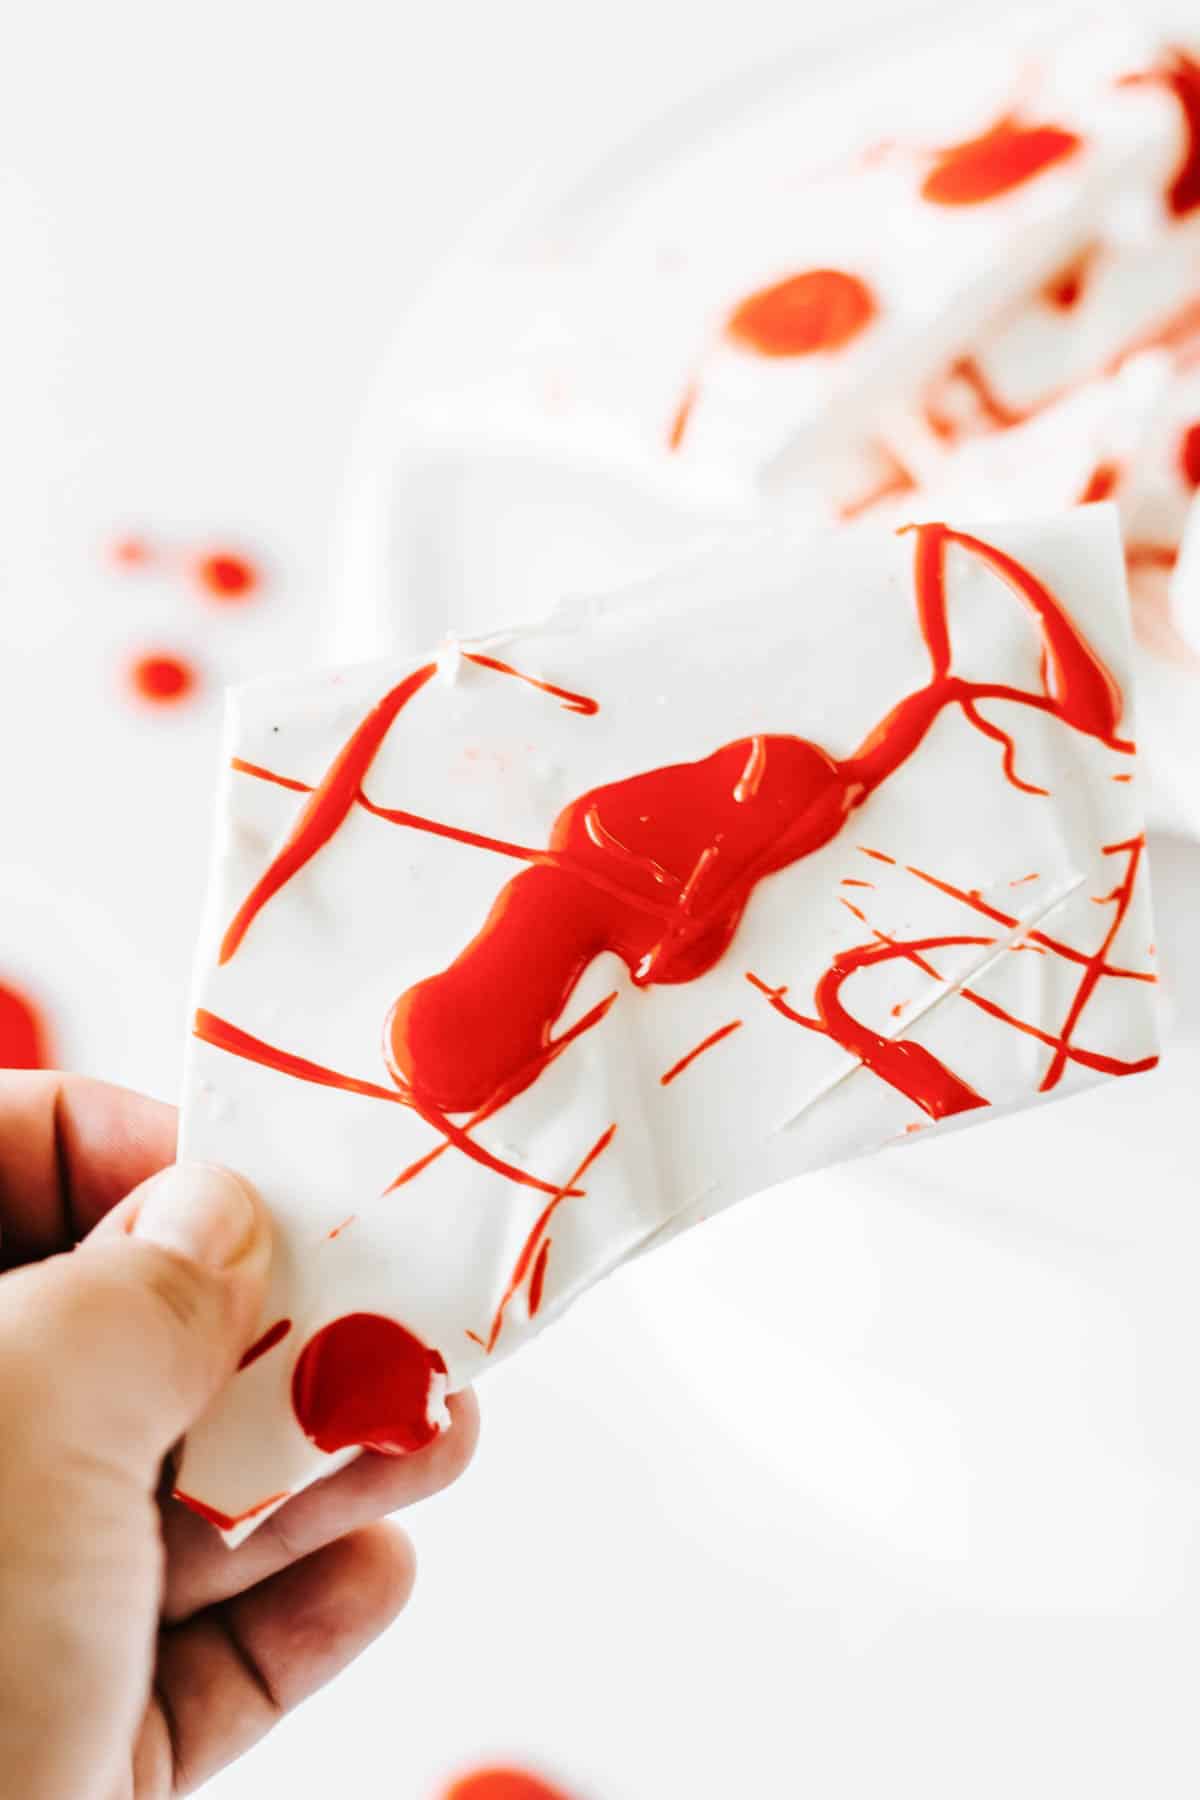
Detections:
921,117,1081,205
0,982,50,1069
726,269,876,358
291,1311,446,1455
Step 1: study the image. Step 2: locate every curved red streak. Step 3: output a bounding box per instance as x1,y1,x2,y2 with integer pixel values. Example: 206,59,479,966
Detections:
959,696,1050,796
460,651,599,716
814,934,995,1120
192,1009,583,1200
220,663,438,963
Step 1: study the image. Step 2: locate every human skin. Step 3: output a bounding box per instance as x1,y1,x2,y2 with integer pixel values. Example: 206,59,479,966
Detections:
0,1072,479,1798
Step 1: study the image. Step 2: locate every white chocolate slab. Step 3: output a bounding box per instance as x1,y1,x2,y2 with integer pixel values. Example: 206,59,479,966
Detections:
178,509,1157,1539
337,11,1200,837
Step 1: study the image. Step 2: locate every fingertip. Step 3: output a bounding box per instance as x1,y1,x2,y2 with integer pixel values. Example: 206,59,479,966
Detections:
345,1519,419,1625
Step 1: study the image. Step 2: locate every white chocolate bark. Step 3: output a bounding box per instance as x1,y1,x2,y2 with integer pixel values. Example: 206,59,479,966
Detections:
338,10,1200,831
179,510,1157,1539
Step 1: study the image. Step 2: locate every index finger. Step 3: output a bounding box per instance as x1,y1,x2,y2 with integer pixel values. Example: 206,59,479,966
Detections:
0,1072,176,1268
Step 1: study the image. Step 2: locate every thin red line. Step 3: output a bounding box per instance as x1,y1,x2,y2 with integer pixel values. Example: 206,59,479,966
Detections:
660,1019,744,1086
485,1124,617,1353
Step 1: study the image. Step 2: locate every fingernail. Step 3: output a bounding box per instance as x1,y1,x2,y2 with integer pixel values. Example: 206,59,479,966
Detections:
133,1163,260,1271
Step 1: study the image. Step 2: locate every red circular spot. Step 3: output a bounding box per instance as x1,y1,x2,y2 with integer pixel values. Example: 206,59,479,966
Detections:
922,120,1081,206
1179,421,1200,490
291,1312,447,1455
725,269,876,358
128,652,198,705
0,982,51,1069
442,1773,575,1800
110,535,156,568
195,551,259,602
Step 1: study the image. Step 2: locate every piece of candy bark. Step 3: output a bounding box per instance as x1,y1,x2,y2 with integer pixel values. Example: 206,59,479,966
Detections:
176,509,1157,1540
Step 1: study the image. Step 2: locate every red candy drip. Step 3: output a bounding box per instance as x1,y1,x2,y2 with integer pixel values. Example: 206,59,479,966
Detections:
1180,420,1200,489
441,1772,576,1800
291,1311,446,1455
237,1317,292,1371
196,550,260,602
0,981,50,1069
725,269,876,358
129,652,198,705
921,117,1081,206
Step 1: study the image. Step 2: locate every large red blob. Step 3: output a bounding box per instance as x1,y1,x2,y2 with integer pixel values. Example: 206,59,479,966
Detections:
291,1311,447,1455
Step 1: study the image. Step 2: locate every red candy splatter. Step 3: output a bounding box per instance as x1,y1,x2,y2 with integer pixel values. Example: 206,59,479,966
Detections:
195,550,260,603
1179,420,1200,489
921,117,1081,206
441,1772,577,1800
0,982,51,1069
291,1312,447,1455
129,652,198,705
726,269,877,358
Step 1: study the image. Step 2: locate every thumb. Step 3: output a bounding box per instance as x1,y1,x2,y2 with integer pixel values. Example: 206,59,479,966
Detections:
0,1162,271,1483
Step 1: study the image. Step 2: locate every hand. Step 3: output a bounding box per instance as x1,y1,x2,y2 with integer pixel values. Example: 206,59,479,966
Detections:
0,1073,478,1798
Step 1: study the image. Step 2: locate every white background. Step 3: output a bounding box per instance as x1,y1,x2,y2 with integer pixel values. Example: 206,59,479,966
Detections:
4,3,1200,1796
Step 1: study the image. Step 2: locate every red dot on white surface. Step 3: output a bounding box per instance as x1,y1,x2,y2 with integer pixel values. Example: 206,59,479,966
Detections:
127,652,199,705
109,535,157,569
194,550,260,602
